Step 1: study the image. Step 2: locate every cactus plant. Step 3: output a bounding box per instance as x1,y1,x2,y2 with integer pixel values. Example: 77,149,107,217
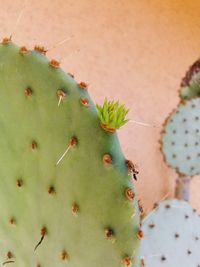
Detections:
140,87,200,267
140,199,200,267
161,98,200,177
0,40,141,267
180,58,200,100
138,50,200,267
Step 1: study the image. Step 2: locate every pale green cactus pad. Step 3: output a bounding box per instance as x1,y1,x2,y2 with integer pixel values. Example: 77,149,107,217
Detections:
180,59,200,100
0,41,140,267
140,199,200,267
161,98,200,176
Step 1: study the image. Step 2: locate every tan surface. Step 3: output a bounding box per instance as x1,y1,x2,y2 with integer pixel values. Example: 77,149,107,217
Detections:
0,0,200,212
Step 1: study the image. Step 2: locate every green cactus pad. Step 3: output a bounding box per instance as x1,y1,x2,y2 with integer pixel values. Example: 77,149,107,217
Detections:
161,98,200,176
180,59,200,100
140,199,200,267
0,42,140,267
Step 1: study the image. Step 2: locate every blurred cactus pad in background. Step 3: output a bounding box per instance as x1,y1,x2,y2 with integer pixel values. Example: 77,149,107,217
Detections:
180,59,200,100
140,199,200,267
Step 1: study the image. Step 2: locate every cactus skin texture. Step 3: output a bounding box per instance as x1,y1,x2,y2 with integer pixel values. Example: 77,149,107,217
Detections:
180,59,200,100
140,199,200,267
161,98,200,176
0,42,140,267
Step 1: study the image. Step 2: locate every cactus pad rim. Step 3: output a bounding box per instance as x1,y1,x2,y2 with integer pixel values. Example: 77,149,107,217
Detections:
179,58,200,100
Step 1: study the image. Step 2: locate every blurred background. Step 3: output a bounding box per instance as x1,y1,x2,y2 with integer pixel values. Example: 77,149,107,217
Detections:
1,0,200,212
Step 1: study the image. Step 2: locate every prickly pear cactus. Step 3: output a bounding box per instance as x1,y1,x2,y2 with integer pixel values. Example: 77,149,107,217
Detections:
180,59,200,100
140,199,200,267
0,40,140,267
161,98,200,176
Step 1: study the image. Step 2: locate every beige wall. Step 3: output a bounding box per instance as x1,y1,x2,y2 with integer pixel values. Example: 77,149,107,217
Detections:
1,0,200,212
